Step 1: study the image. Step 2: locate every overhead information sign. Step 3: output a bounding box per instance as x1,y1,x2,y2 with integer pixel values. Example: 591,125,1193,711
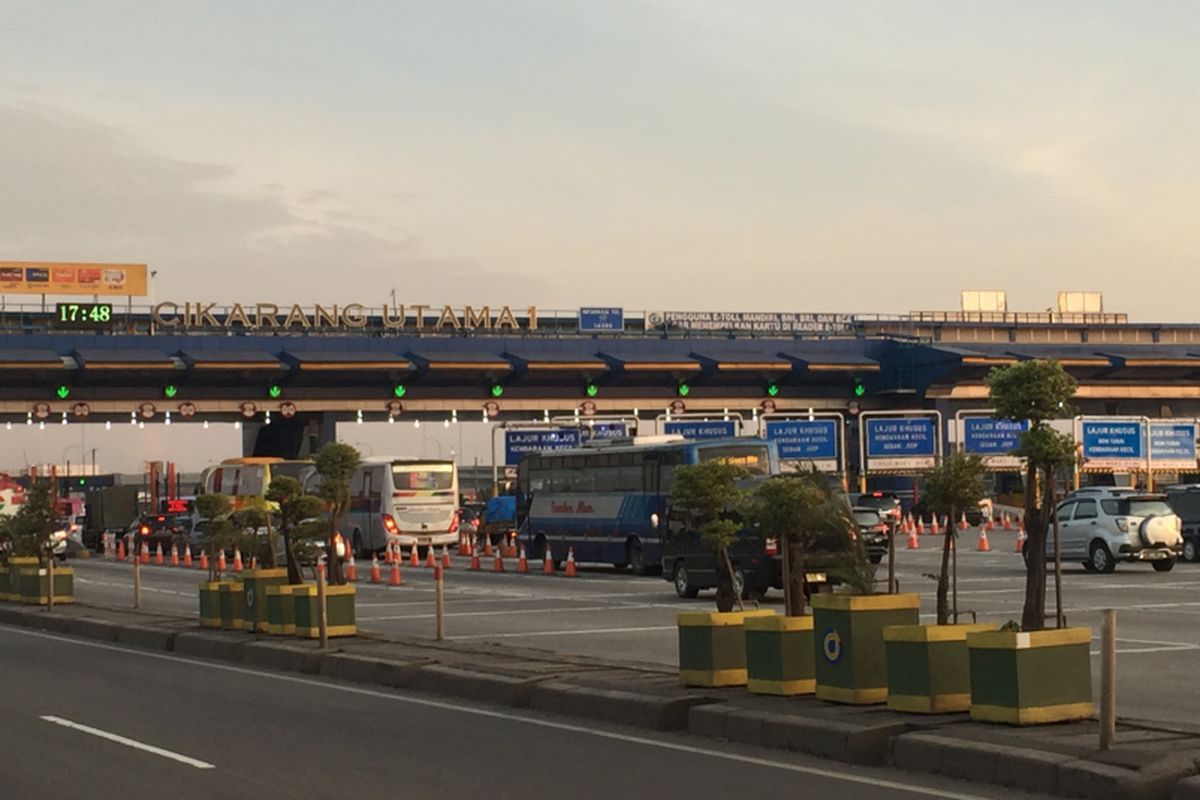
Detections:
647,310,855,335
0,261,148,297
962,417,1028,469
763,419,839,472
1080,420,1143,470
583,421,628,440
1150,422,1197,470
504,428,581,465
864,417,937,471
578,307,624,332
663,420,737,440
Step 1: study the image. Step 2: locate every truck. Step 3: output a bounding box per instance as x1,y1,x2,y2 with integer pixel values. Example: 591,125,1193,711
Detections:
82,486,141,550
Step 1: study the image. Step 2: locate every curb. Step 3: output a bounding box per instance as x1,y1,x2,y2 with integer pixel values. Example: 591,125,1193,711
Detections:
1175,776,1200,800
690,705,906,765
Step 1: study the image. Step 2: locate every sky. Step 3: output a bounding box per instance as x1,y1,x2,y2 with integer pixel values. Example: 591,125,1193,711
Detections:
3,1,1200,319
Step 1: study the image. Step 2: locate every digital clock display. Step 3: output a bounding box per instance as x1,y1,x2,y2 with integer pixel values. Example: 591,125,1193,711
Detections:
55,302,115,328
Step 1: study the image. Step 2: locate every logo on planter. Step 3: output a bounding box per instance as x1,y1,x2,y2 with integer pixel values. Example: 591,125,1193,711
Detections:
245,588,255,609
822,627,843,664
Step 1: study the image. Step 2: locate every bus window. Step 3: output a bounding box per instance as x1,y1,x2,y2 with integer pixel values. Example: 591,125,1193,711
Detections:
211,468,223,494
392,463,454,492
698,444,771,475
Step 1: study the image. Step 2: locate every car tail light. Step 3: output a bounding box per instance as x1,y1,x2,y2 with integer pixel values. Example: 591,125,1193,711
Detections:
382,514,399,535
872,525,888,534
765,537,778,556
139,525,150,535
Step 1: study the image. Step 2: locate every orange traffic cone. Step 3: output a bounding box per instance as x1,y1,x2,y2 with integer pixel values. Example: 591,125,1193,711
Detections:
1016,521,1026,553
502,536,517,559
1002,513,1013,531
517,546,529,573
232,547,243,573
117,538,127,561
484,537,495,558
217,550,227,573
441,545,452,569
564,547,577,577
389,557,403,586
543,543,555,575
410,544,420,567
469,546,481,571
384,544,394,565
977,528,991,552
425,547,436,568
958,513,969,531
140,543,150,564
183,546,193,568
915,517,925,536
931,516,940,536
907,527,919,549
170,545,180,567
493,549,505,572
369,554,382,584
199,550,208,571
458,533,470,557
346,552,358,582
250,556,258,570
154,543,165,566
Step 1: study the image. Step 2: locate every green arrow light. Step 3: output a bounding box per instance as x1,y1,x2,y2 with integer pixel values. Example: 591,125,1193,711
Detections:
393,384,407,398
853,379,866,397
767,383,780,397
677,383,690,397
586,384,599,398
164,385,178,399
268,385,282,399
490,384,504,398
55,385,70,400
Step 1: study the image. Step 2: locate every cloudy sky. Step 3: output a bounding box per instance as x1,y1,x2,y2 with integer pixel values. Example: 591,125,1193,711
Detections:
2,1,1198,319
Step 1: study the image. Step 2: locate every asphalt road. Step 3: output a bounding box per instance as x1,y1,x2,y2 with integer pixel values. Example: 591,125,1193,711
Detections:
69,528,1200,725
0,624,1042,800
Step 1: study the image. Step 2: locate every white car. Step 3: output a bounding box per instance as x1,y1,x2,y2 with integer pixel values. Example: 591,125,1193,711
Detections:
1027,493,1183,573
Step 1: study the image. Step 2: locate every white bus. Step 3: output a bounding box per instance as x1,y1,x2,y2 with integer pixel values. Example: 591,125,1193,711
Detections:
344,457,461,556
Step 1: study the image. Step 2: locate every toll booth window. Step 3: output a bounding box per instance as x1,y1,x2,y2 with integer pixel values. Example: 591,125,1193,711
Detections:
698,445,771,475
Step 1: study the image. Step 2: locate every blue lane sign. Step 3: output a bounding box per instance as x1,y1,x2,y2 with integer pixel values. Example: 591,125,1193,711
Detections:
1080,420,1143,468
584,422,628,440
963,418,1028,455
864,417,937,470
763,419,839,469
664,420,737,440
1150,422,1197,469
579,307,624,333
504,428,581,464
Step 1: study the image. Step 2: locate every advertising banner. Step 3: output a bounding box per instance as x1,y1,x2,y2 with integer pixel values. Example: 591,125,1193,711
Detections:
0,262,148,297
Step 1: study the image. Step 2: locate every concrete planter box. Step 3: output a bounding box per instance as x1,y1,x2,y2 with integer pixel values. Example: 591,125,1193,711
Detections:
811,593,920,704
266,584,297,636
17,565,74,605
744,614,815,696
198,582,223,628
883,623,996,713
677,610,774,687
292,583,357,638
3,557,37,602
218,582,245,631
0,566,13,602
240,568,289,633
967,627,1094,725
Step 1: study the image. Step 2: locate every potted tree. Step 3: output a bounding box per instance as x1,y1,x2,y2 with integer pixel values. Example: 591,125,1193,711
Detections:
263,476,325,636
230,496,289,633
7,480,74,605
195,492,237,629
739,472,854,696
883,452,995,713
671,460,772,687
965,360,1093,724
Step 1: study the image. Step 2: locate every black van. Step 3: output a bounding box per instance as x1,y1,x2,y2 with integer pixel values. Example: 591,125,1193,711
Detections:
661,519,781,599
1164,484,1200,562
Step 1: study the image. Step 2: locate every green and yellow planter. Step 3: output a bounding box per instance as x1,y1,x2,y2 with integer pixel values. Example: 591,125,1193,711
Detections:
3,557,38,602
811,593,920,704
967,627,1094,725
0,565,14,602
266,584,297,636
199,581,223,628
678,610,774,687
17,563,74,605
292,583,357,638
218,581,245,631
883,623,996,713
240,567,289,633
745,614,816,696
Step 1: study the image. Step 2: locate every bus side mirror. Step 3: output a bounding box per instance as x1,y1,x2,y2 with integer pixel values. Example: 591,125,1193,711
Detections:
650,513,660,529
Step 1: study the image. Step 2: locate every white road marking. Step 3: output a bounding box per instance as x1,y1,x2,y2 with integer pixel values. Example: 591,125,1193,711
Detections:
363,604,656,621
39,715,215,769
447,625,677,640
8,627,993,800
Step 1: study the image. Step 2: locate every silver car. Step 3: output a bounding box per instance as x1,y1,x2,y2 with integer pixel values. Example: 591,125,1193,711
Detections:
1030,493,1182,573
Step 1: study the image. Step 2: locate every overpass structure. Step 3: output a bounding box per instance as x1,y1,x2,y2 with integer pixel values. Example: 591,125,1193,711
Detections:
2,301,1200,458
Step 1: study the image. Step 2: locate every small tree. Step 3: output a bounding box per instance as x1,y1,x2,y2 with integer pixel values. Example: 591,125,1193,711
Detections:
670,461,750,612
266,476,326,585
314,442,361,586
194,492,235,582
742,473,855,616
7,479,59,564
987,360,1077,631
230,496,275,569
921,452,987,625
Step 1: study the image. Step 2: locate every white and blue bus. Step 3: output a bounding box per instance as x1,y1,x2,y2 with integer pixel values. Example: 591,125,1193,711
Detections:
516,435,780,574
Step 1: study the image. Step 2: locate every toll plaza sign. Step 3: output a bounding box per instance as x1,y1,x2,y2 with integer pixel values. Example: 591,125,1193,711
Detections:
962,417,1028,469
864,417,937,471
583,421,628,440
1150,422,1197,470
1080,420,1143,470
663,420,737,440
504,428,581,465
763,419,839,472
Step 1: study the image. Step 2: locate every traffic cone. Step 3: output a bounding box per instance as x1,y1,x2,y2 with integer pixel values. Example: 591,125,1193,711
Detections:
931,516,941,536
384,544,394,565
977,528,991,552
199,550,209,571
502,535,517,559
493,549,505,572
483,537,494,557
217,550,227,573
543,543,555,575
907,527,919,549
1016,521,1026,553
169,545,179,567
250,556,258,570
469,546,481,571
958,513,969,531
458,533,470,556
232,547,243,573
517,546,529,573
116,538,126,561
154,543,164,565
915,517,925,536
345,552,357,582
369,554,382,584
389,557,403,586
1003,513,1013,531
140,543,150,564
410,544,420,567
564,547,577,577
441,545,452,569
183,546,193,568
425,548,436,568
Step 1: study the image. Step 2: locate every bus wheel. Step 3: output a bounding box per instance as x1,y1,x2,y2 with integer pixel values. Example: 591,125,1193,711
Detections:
673,561,699,598
626,538,649,576
531,535,548,562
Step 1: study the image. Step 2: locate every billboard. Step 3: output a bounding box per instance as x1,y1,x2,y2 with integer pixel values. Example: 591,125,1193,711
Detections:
962,417,1028,469
1150,422,1198,470
503,428,581,465
1080,420,1143,470
0,262,148,297
663,420,737,440
578,307,624,332
864,417,937,471
763,419,839,472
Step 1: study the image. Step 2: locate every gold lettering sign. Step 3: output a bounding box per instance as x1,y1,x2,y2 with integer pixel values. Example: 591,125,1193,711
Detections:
148,302,538,332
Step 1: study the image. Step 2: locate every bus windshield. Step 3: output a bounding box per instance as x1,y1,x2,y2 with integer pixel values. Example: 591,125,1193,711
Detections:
698,444,772,475
392,463,454,492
